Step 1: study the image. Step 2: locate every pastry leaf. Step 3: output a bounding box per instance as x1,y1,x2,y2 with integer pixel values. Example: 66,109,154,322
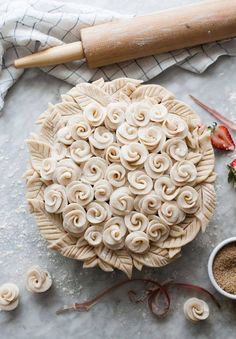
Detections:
195,183,216,232
102,78,143,96
95,245,132,278
131,84,174,103
164,99,200,127
131,246,170,268
158,217,201,249
40,109,63,145
68,83,112,109
83,256,98,268
26,139,52,171
196,145,215,184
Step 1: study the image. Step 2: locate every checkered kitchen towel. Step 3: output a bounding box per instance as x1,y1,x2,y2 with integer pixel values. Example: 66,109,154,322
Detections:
1,0,236,111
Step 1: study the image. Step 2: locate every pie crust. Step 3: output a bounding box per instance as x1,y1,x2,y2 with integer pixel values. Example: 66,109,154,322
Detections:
25,78,216,278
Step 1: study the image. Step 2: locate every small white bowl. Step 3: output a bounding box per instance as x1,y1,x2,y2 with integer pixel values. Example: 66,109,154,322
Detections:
208,237,236,300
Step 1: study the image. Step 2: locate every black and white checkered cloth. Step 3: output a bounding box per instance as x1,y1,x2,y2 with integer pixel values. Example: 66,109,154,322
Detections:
1,0,236,111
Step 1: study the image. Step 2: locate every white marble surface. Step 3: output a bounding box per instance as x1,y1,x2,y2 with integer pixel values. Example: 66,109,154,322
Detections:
1,0,236,338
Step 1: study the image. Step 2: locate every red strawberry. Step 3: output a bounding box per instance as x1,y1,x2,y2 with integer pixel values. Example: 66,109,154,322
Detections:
228,159,236,187
209,123,235,151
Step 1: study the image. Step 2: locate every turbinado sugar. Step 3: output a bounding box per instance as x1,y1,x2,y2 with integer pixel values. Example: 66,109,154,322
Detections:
213,243,236,295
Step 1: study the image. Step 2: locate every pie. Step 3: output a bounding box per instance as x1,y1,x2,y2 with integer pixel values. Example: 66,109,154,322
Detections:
25,78,216,278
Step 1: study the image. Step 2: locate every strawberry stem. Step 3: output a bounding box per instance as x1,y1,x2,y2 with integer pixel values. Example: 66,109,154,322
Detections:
208,122,217,134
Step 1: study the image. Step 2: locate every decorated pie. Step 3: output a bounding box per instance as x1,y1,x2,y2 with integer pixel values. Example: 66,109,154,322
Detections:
25,78,216,278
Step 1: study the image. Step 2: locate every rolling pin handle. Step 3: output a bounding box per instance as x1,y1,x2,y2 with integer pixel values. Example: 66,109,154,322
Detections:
14,41,85,69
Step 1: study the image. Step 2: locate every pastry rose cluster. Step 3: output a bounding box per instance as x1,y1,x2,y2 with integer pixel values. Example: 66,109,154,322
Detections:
42,100,198,253
25,78,216,277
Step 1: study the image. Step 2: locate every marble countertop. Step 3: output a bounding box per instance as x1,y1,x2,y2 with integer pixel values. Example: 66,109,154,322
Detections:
1,0,236,338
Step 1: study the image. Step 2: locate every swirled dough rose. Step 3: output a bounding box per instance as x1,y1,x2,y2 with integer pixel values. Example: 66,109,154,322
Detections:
94,179,113,201
0,283,20,311
63,203,88,235
138,125,166,152
66,180,94,206
57,126,74,145
53,159,81,185
103,217,126,250
105,143,121,163
70,118,92,140
134,191,161,215
70,140,91,164
125,212,148,232
25,265,52,293
44,184,67,213
40,157,57,180
146,215,170,242
144,153,172,179
25,78,216,278
105,103,126,130
183,298,209,322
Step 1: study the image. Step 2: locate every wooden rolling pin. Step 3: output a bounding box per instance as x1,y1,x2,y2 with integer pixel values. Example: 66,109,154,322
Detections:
14,0,236,69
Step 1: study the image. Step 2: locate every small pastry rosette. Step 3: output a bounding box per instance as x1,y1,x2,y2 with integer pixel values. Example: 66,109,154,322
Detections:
0,283,20,311
26,266,52,293
183,298,209,322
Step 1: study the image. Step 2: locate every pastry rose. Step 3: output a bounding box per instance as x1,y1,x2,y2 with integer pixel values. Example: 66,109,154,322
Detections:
128,170,153,195
159,201,185,225
84,226,103,246
86,201,111,224
144,153,172,179
105,143,121,163
183,298,209,322
89,126,114,149
94,179,113,201
53,159,81,186
52,142,68,161
66,180,94,206
25,265,52,293
103,217,126,250
126,102,150,127
82,157,107,184
162,114,188,139
150,103,168,122
177,186,199,214
120,142,148,171
116,122,138,145
105,163,127,188
162,137,188,161
138,125,166,152
104,102,126,131
146,215,170,242
70,119,92,140
124,212,148,232
110,187,134,216
70,140,91,164
83,103,106,127
63,203,88,235
134,191,161,215
125,231,149,253
40,157,57,180
0,283,19,311
44,184,67,213
57,126,74,145
170,160,197,186
154,176,180,201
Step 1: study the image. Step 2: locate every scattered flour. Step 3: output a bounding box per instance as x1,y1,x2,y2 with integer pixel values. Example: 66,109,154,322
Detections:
229,92,236,105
